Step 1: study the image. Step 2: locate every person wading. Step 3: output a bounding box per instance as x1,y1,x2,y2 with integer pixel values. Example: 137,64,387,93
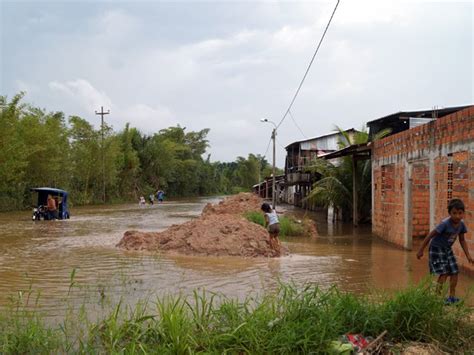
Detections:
261,202,281,256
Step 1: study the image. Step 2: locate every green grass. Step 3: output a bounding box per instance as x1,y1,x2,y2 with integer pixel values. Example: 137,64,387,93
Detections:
244,211,266,226
279,216,305,237
244,211,305,237
1,282,472,354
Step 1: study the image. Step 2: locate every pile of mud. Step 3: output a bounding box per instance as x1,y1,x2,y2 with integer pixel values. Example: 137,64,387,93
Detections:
201,192,262,216
117,193,287,257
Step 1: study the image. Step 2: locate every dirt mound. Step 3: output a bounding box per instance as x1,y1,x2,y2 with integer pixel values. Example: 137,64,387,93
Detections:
202,192,262,216
117,193,287,257
301,218,318,238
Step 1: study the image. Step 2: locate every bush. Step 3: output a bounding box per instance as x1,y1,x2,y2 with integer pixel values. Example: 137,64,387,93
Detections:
244,212,305,237
279,216,305,237
244,211,265,226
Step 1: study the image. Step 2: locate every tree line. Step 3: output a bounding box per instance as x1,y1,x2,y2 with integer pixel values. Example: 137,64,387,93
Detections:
0,93,279,211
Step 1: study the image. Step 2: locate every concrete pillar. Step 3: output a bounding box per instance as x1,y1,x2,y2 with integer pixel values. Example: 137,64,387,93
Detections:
429,154,436,230
371,159,375,227
404,162,413,250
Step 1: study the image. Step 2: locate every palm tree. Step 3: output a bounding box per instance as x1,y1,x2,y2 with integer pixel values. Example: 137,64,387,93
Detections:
306,126,390,223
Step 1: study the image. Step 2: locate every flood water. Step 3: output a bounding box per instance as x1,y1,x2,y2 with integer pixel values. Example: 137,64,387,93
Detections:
0,196,472,316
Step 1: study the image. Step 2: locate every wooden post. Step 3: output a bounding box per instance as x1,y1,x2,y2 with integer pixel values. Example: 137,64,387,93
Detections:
352,155,358,227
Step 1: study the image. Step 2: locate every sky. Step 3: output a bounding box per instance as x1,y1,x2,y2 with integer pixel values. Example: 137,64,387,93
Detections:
1,0,472,167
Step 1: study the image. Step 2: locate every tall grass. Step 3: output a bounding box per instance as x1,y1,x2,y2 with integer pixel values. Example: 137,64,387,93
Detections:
244,211,265,226
1,282,472,353
244,211,305,237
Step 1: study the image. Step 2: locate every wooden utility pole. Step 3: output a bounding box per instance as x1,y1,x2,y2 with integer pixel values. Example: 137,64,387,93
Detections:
352,155,358,227
95,106,110,203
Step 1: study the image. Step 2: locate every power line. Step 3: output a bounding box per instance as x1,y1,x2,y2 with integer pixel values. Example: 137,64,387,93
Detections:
276,0,340,130
288,110,307,138
275,136,286,150
262,135,272,159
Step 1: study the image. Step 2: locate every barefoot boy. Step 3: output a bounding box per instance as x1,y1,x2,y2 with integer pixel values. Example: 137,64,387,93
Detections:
417,199,473,303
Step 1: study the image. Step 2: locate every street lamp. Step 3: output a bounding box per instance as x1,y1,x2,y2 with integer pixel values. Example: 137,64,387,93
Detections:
260,118,277,209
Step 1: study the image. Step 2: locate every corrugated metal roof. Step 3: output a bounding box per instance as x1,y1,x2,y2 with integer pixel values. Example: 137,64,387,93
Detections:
367,105,471,126
285,128,357,149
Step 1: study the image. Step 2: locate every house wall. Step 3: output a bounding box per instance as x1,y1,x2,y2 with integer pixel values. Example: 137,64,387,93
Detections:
372,106,474,274
300,134,341,151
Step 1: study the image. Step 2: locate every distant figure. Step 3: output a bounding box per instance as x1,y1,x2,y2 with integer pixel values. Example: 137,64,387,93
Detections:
261,202,281,255
148,194,155,205
278,190,284,203
139,196,146,207
417,198,473,304
156,190,165,203
46,194,58,220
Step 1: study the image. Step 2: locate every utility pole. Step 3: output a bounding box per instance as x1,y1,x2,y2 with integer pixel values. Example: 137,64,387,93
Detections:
95,106,110,203
272,128,276,209
258,160,261,197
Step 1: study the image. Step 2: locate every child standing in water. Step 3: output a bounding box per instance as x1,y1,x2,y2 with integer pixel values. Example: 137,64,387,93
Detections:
417,198,473,303
261,203,281,255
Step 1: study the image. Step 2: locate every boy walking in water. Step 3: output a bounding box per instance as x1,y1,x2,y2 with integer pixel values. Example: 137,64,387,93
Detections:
261,203,281,256
417,199,473,303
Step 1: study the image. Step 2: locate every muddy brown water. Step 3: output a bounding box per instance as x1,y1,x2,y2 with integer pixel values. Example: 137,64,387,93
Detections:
0,197,472,317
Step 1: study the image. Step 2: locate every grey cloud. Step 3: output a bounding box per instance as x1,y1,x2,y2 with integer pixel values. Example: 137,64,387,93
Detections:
2,1,472,167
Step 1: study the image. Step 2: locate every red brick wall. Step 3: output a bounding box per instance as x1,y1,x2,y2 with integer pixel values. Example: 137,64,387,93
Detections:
372,106,474,274
373,164,406,246
412,162,430,238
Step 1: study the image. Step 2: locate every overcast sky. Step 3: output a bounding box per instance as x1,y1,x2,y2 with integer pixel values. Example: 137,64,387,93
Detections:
1,0,472,166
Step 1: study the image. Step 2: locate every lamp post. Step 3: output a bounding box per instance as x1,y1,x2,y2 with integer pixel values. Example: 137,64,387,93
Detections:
260,118,277,209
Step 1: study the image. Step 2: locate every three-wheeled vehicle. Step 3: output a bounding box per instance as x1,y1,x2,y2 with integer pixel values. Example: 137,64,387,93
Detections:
31,187,70,221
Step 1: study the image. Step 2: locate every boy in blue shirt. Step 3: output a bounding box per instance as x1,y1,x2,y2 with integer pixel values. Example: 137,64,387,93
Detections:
417,199,473,303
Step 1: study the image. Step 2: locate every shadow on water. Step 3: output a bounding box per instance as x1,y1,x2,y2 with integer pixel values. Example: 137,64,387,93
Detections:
0,198,472,316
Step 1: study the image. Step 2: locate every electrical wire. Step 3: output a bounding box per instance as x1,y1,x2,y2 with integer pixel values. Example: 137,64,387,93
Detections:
262,135,273,159
288,110,307,138
276,0,340,130
276,137,286,150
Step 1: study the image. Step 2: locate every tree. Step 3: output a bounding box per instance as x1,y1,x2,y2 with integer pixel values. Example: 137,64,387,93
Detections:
0,93,28,209
0,93,284,210
116,124,141,200
68,116,101,204
307,126,390,222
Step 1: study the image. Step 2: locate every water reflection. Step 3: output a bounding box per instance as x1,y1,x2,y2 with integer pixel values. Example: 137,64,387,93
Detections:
0,198,472,317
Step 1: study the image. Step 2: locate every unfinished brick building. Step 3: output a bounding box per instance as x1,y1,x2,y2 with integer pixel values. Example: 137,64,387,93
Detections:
370,105,473,274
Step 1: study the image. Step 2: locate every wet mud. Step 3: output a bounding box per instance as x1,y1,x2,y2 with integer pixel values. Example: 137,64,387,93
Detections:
117,193,288,257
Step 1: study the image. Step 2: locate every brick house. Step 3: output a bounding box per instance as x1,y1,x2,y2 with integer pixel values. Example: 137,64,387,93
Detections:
370,105,473,274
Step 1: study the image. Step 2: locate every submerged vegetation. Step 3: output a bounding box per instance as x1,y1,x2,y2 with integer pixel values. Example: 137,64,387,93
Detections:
0,282,472,353
0,93,281,211
244,211,305,237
